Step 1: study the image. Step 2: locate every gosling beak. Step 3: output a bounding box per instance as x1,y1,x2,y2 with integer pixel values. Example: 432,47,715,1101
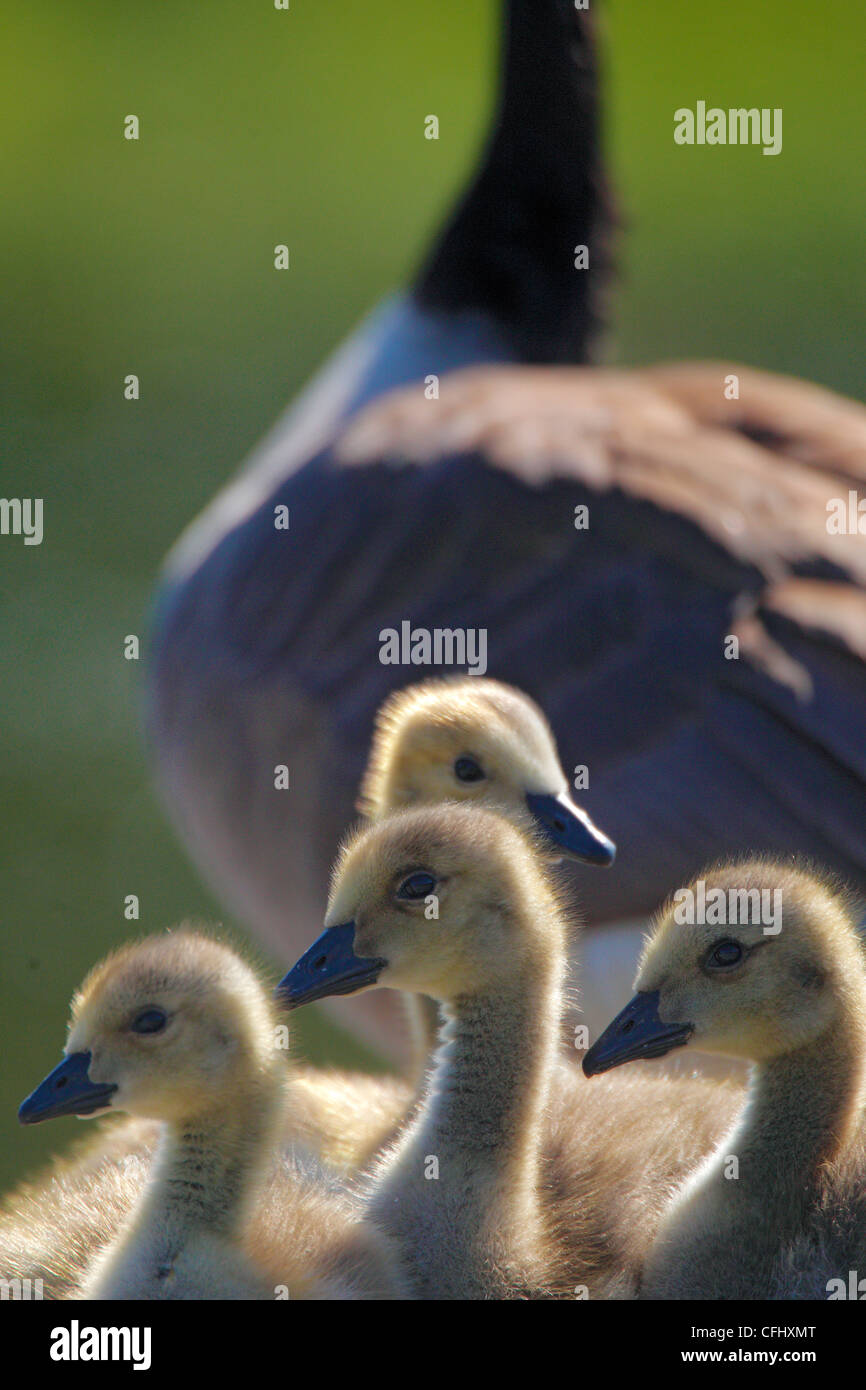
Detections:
19,1051,118,1125
526,790,616,866
582,991,694,1076
275,922,386,1010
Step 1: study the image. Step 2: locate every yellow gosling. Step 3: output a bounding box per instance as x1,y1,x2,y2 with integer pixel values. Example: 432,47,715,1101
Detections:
18,932,400,1300
584,860,866,1299
280,806,741,1298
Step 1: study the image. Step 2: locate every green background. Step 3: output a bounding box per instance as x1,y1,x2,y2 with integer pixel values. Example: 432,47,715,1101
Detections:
1,0,863,1191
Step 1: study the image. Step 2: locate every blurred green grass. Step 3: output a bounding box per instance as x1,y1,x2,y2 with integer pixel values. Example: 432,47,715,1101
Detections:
1,0,864,1191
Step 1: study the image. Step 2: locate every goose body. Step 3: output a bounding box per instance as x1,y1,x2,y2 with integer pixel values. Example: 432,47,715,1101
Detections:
17,933,400,1299
147,2,866,1069
584,860,866,1299
147,0,615,1058
280,805,742,1298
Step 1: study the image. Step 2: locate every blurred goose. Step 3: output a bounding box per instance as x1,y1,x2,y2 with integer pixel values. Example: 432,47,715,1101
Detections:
583,860,866,1299
279,805,742,1299
147,0,866,1066
147,0,615,1059
17,933,400,1299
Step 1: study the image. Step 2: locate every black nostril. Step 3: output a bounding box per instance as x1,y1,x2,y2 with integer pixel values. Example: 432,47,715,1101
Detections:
313,955,327,971
620,1019,635,1035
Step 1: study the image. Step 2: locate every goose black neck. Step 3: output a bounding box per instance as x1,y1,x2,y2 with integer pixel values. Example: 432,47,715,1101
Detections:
413,1,613,365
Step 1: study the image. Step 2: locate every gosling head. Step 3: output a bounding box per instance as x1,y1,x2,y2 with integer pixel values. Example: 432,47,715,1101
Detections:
583,860,865,1076
358,677,615,866
19,932,278,1127
277,804,564,1008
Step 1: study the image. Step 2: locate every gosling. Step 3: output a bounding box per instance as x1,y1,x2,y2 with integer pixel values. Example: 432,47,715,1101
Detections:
583,859,866,1299
19,932,400,1299
279,805,742,1298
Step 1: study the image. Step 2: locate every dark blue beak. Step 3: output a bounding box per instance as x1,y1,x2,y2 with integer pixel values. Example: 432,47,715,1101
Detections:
19,1051,117,1125
275,923,386,1010
526,791,616,866
582,991,694,1077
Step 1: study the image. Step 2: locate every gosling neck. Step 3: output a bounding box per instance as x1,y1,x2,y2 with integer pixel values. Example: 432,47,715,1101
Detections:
403,992,441,1085
741,1010,866,1203
430,964,561,1197
646,1004,866,1298
372,933,564,1296
137,1065,283,1248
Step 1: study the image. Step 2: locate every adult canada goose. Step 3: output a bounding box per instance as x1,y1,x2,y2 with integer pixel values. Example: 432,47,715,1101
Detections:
583,860,866,1300
278,805,742,1299
147,0,866,1066
17,932,399,1299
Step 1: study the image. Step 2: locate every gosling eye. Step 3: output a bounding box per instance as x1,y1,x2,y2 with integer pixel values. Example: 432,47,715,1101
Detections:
454,756,484,783
130,1007,168,1035
396,872,437,901
705,939,744,971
